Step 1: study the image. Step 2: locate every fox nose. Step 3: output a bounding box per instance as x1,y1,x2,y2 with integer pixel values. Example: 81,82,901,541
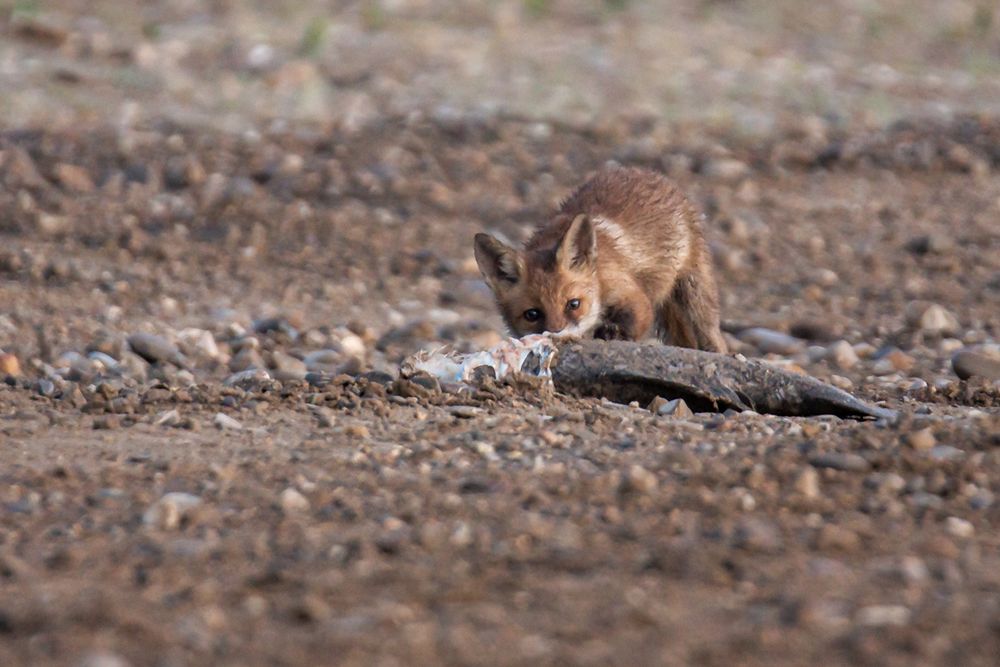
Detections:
545,315,567,332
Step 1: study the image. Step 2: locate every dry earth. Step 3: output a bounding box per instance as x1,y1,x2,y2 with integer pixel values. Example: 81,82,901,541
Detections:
2,2,1000,666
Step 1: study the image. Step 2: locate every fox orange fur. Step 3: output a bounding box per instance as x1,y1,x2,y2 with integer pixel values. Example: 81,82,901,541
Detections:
474,166,727,352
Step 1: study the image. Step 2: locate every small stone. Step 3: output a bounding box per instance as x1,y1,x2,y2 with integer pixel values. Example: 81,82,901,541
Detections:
253,316,298,338
944,516,974,538
815,524,861,552
77,652,131,667
871,347,915,374
153,409,181,426
36,213,70,236
53,163,95,193
337,331,368,360
829,374,854,391
703,157,750,182
808,452,870,472
447,405,483,418
92,415,121,430
789,320,841,342
906,233,954,256
307,405,336,428
230,347,266,372
794,467,820,499
825,340,859,370
621,465,658,495
856,605,911,627
737,328,805,355
897,556,929,584
127,333,186,367
733,517,782,553
951,348,1000,381
143,492,202,530
969,489,994,510
903,427,936,451
304,349,345,372
345,424,370,439
213,413,243,430
270,351,307,381
0,352,21,376
929,445,964,462
654,397,693,418
280,488,310,513
178,328,220,360
871,358,897,376
223,368,272,388
906,302,959,335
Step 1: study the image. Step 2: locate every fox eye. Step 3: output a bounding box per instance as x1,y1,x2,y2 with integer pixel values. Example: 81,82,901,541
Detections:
567,299,581,311
523,308,542,322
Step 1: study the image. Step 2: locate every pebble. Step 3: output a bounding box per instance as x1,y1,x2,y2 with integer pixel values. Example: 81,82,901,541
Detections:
223,368,271,388
253,316,298,339
829,374,854,391
928,445,965,462
808,452,870,472
815,524,861,552
153,409,182,427
621,465,658,495
789,320,841,342
307,405,336,428
127,333,187,367
213,413,243,430
856,605,911,627
969,489,994,510
92,415,121,430
337,331,368,359
53,162,95,193
447,405,483,418
871,347,915,375
703,158,750,182
280,488,310,513
794,467,820,499
732,517,782,553
906,233,954,256
737,328,805,355
178,328,220,360
944,516,974,538
897,556,929,584
37,378,56,396
649,397,693,418
270,350,307,381
825,340,858,370
143,492,202,530
951,348,1000,381
304,349,345,372
0,352,20,376
906,302,959,335
903,427,936,451
76,652,132,667
230,347,266,372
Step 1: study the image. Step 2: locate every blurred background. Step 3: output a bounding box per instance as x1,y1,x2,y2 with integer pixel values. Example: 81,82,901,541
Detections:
3,0,999,132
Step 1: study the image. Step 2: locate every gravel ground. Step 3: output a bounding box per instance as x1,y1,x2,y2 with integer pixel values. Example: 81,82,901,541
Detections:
2,2,1000,666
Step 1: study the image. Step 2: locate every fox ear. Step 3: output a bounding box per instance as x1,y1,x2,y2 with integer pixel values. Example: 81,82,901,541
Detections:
556,214,596,269
474,233,522,287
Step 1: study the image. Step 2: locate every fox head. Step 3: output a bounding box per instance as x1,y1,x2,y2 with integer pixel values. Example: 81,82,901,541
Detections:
474,214,602,338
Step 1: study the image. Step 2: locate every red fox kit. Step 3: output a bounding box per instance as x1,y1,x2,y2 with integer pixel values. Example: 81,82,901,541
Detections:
474,166,727,352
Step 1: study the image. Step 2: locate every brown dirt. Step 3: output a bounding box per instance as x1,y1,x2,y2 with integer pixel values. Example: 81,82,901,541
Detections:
2,2,1000,666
